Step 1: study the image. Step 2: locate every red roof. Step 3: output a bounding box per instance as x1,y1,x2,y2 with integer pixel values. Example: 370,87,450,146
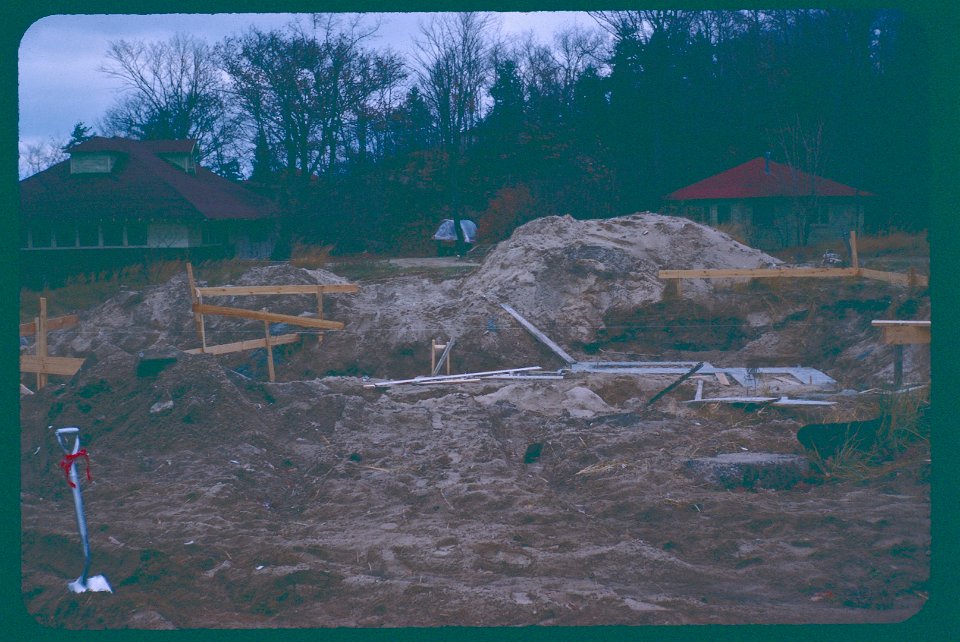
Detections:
665,157,874,201
20,137,277,222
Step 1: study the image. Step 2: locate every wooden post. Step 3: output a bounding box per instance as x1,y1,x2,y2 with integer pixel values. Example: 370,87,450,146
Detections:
430,339,455,377
849,230,859,270
186,263,207,351
316,287,325,345
893,344,903,389
264,321,275,382
36,298,48,389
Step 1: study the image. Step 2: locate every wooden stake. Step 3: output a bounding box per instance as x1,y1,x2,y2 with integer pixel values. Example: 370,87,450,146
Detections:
893,344,903,390
264,321,275,382
186,263,207,350
849,230,859,270
316,288,325,345
36,298,48,389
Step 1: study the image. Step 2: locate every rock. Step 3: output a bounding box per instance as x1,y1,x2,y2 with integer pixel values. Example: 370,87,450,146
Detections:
684,453,809,489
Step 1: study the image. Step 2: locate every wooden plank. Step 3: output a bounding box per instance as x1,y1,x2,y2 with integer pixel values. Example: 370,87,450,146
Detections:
192,303,345,330
19,314,79,336
196,284,359,296
21,355,85,376
859,268,928,287
714,372,730,386
184,333,301,355
875,324,931,345
500,304,577,365
658,267,859,280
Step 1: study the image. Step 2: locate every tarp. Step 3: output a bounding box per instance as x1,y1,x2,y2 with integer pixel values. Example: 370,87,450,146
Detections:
432,219,477,243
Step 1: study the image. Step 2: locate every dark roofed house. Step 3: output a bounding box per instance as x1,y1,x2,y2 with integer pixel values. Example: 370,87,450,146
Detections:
663,155,873,250
20,137,278,283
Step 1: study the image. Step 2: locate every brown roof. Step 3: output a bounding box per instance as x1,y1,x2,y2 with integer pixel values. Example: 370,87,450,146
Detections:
665,157,874,201
20,137,277,222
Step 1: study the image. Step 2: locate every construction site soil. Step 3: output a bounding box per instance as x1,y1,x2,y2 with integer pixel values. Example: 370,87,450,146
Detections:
19,213,931,629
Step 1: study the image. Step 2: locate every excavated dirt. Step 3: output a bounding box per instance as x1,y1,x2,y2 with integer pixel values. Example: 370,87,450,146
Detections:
19,213,931,628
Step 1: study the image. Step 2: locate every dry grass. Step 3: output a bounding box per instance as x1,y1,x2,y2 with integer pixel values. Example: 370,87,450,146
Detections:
855,231,929,257
808,387,930,481
20,258,264,322
290,242,333,269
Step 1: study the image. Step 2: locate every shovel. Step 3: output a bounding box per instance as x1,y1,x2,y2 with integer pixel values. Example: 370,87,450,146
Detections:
55,427,112,593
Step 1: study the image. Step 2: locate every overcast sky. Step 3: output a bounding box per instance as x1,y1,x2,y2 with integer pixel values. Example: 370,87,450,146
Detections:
18,11,596,151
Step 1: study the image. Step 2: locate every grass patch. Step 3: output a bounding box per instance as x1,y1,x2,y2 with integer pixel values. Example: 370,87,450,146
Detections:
808,387,930,482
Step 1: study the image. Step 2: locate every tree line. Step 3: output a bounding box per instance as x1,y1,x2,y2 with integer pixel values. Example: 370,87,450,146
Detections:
26,10,930,254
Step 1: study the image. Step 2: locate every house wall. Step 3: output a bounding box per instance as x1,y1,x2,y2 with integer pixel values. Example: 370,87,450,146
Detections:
670,198,865,249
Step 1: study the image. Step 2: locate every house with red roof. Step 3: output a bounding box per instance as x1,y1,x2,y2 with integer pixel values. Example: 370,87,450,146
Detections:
663,155,873,249
20,137,278,283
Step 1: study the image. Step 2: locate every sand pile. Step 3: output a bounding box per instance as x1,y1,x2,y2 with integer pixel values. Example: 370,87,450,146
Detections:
458,212,780,344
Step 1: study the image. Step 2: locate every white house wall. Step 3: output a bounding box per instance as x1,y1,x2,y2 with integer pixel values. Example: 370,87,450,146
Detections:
147,222,191,248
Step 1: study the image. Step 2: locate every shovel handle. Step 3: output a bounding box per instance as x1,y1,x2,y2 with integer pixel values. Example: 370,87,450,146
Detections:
55,427,81,455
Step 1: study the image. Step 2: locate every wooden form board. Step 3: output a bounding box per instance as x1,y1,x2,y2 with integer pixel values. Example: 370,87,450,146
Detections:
20,355,85,376
659,267,859,280
658,266,927,288
872,320,931,345
192,303,345,330
19,314,78,336
20,297,83,389
184,333,301,355
195,284,359,296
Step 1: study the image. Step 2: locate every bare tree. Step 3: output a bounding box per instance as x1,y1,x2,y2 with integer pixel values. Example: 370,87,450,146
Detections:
412,12,495,254
19,136,68,178
412,12,495,153
99,34,240,174
771,116,829,246
220,15,403,182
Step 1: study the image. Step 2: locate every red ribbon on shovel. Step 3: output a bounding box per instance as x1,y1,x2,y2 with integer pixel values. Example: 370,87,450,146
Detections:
59,448,93,488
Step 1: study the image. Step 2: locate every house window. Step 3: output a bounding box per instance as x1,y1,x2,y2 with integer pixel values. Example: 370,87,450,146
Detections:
53,222,76,248
78,222,100,247
126,222,148,246
102,222,123,247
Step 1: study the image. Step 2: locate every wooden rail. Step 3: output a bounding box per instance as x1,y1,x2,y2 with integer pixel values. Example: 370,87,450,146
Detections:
191,303,345,330
195,284,359,296
659,232,927,290
19,297,83,389
185,263,358,381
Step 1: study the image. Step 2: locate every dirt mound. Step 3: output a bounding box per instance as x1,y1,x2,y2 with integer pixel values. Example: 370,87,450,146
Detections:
461,213,780,344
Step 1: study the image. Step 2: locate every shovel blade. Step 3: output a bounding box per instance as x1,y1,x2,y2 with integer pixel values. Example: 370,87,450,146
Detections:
67,574,112,593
